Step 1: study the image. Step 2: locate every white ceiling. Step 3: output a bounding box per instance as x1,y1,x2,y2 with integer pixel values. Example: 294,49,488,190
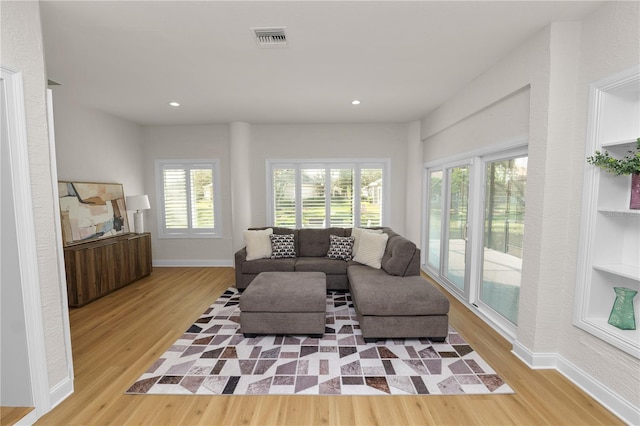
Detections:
40,1,602,126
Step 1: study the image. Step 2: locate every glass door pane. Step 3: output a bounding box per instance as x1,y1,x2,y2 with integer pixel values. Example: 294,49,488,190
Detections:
481,156,527,324
427,170,443,269
445,166,470,291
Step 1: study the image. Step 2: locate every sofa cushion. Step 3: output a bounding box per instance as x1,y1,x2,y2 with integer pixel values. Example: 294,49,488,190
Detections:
243,228,273,261
353,231,388,269
242,258,296,274
270,234,296,258
298,228,347,257
326,235,355,261
381,235,417,276
351,227,384,257
348,266,449,316
295,257,348,275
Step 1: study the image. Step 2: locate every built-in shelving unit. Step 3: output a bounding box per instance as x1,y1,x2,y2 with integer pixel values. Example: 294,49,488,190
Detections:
574,65,640,359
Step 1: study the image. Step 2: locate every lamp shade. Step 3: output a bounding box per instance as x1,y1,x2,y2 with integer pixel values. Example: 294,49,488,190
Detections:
126,195,150,211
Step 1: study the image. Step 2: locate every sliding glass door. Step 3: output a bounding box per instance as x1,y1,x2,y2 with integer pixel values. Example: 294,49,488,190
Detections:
480,156,527,325
444,165,470,291
424,146,527,335
425,163,471,295
426,170,443,270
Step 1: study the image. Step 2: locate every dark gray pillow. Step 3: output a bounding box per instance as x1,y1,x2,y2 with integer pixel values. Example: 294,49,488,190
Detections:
326,235,355,261
270,234,296,258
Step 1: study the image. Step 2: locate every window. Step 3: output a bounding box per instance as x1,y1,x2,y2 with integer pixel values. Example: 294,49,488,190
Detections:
155,159,221,238
268,159,389,228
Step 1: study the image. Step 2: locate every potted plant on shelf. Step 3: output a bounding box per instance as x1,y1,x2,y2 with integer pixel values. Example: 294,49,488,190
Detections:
587,137,640,209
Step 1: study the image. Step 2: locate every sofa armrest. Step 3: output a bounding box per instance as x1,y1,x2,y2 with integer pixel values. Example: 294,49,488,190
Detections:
381,235,419,276
234,247,248,287
404,247,421,276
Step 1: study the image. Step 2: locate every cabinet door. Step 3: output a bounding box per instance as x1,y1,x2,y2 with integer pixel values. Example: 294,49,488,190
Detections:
137,234,152,277
118,238,136,286
65,244,115,306
98,241,118,294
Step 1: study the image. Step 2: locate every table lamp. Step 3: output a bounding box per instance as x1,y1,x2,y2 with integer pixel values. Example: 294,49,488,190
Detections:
126,195,150,234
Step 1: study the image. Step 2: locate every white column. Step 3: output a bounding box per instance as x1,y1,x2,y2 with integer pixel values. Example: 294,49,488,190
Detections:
230,122,252,252
404,120,423,247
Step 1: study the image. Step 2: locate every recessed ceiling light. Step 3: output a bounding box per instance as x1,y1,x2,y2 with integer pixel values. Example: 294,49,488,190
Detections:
351,100,361,105
169,101,180,107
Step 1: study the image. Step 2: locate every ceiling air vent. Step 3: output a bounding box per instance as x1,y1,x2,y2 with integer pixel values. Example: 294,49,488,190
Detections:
252,27,288,48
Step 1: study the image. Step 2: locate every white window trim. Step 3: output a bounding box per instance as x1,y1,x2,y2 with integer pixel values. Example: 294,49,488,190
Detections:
266,158,391,228
155,159,222,239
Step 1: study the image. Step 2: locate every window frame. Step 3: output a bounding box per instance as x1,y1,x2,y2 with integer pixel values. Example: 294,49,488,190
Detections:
155,159,222,239
266,158,390,229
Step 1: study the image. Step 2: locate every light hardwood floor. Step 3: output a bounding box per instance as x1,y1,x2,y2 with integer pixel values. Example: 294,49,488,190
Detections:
1,407,33,426
34,267,621,425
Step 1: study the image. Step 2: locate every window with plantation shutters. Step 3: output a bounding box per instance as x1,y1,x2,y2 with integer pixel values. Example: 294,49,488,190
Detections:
156,159,221,238
302,168,326,228
268,159,389,229
273,168,296,228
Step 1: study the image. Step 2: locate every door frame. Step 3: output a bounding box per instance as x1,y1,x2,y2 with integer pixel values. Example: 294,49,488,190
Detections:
2,66,51,418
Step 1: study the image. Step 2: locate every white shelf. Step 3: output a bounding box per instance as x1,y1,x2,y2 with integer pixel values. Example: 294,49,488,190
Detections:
593,264,640,281
600,138,638,150
598,208,640,217
574,65,640,359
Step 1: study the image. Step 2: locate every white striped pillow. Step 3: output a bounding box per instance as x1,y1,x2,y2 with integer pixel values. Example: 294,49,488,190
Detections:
351,227,383,257
353,231,388,269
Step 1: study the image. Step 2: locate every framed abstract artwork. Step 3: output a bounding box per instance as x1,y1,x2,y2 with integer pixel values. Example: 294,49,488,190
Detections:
58,181,130,246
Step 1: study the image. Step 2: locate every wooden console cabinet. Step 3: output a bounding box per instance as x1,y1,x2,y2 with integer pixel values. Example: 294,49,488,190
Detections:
64,233,152,307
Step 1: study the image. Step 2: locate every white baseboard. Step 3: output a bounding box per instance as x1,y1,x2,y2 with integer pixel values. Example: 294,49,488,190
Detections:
15,409,38,426
152,259,234,267
49,375,73,410
512,340,640,425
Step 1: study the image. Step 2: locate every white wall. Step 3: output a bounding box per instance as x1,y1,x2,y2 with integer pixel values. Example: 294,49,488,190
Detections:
142,122,410,264
559,0,640,409
249,123,409,234
422,87,530,160
53,89,145,228
1,107,33,406
420,1,639,419
1,0,70,404
142,125,233,265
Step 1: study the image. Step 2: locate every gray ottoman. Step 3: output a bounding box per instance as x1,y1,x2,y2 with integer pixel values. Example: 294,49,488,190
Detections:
239,271,326,337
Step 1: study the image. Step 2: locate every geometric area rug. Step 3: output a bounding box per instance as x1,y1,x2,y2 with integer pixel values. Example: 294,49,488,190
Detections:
126,287,514,396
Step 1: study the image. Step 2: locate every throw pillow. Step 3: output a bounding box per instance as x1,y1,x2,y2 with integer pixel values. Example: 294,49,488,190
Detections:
351,227,384,257
326,235,355,261
353,231,389,269
243,228,273,261
270,234,296,258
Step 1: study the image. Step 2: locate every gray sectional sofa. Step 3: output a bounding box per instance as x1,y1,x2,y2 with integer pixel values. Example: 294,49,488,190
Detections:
234,227,449,342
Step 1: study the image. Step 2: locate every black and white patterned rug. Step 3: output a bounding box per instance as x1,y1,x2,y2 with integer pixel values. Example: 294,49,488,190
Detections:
126,287,513,396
